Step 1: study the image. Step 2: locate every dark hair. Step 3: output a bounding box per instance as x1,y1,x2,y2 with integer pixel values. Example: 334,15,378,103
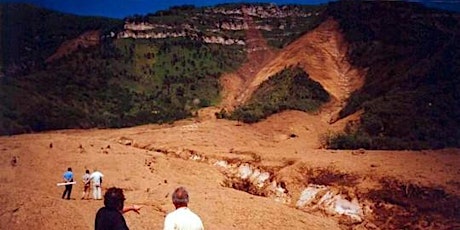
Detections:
172,187,189,207
67,167,72,171
85,169,90,174
104,187,125,211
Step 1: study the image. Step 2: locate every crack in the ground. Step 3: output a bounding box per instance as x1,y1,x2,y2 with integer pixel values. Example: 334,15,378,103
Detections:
138,144,460,229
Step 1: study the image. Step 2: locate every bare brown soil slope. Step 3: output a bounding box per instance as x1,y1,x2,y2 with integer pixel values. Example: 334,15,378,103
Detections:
219,6,277,111
217,18,365,125
0,118,459,229
251,18,364,104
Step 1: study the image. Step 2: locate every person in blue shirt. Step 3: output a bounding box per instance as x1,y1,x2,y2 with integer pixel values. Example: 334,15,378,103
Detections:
62,167,74,200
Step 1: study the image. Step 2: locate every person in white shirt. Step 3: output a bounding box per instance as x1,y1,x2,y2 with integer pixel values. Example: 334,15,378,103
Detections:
164,187,204,230
90,169,104,200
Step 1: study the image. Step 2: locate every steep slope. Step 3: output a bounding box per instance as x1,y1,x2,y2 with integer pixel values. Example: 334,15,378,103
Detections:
219,17,365,126
0,3,122,76
219,6,277,110
224,1,460,150
0,4,247,135
45,30,101,63
251,19,364,105
325,1,460,149
2,2,459,150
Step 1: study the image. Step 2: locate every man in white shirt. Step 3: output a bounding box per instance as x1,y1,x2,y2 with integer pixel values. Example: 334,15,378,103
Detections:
90,169,104,200
164,187,204,230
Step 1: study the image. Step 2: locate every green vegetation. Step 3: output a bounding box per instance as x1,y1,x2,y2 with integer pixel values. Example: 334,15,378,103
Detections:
224,67,330,123
126,5,246,39
126,3,325,49
0,3,246,135
0,3,123,76
324,1,460,149
0,36,245,134
2,2,459,150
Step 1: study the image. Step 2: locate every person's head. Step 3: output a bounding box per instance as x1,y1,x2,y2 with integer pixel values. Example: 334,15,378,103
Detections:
67,167,72,172
172,187,189,209
104,187,125,211
85,169,90,174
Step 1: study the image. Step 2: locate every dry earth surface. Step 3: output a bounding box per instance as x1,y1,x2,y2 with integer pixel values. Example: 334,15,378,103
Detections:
1,112,459,230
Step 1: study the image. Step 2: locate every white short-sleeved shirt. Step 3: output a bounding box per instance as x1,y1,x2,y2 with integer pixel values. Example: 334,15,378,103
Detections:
164,207,204,230
90,171,103,186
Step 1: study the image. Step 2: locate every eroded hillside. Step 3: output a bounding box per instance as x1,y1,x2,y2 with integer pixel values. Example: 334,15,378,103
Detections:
219,6,277,110
325,1,460,149
225,18,365,123
1,1,459,150
252,19,363,105
1,2,460,230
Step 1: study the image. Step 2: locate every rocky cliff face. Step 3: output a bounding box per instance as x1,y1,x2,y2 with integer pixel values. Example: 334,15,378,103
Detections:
118,4,322,46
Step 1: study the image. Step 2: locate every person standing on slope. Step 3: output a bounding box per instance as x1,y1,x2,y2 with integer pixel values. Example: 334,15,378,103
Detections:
61,167,74,200
81,169,91,200
90,169,104,200
164,186,204,230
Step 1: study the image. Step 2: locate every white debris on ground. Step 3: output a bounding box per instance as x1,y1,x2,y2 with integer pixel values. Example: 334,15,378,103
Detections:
214,160,229,168
296,184,364,223
172,153,364,223
189,154,203,161
238,164,253,179
296,184,328,207
214,160,291,204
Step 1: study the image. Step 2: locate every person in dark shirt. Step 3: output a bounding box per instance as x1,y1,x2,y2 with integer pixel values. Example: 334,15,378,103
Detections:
62,167,74,200
95,187,142,230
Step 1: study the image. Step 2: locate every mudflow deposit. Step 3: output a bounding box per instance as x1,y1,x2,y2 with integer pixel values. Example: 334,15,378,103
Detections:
1,3,460,230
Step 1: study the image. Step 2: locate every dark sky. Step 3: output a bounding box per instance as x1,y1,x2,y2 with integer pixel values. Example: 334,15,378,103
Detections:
1,0,459,19
0,0,333,18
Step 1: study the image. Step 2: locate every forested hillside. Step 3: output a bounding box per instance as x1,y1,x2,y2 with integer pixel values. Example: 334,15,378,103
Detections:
0,3,320,135
1,1,459,150
0,3,123,76
0,4,248,134
325,1,460,149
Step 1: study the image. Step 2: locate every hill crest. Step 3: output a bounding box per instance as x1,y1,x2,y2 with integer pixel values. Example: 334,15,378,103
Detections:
1,1,459,150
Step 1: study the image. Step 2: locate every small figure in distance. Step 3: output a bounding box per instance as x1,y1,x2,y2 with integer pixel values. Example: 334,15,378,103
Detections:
81,169,91,200
90,169,104,200
164,186,204,230
95,187,142,230
62,167,74,200
10,156,18,167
